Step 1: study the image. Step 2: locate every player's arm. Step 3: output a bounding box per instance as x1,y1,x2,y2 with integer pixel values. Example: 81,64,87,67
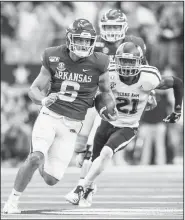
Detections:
98,71,118,121
98,71,112,93
28,66,58,106
156,76,183,122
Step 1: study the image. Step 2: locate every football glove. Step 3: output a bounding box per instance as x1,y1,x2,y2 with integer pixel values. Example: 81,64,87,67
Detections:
145,90,157,111
163,112,181,123
41,93,58,107
145,94,157,111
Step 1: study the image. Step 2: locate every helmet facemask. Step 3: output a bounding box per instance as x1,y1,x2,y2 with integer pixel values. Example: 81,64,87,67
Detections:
67,32,97,58
100,22,128,42
115,54,142,77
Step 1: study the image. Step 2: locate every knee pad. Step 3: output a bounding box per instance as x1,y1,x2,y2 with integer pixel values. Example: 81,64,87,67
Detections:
100,146,113,160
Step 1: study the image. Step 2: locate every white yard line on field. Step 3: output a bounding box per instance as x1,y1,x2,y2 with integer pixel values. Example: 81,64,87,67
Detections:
1,200,183,204
1,165,183,175
1,194,183,198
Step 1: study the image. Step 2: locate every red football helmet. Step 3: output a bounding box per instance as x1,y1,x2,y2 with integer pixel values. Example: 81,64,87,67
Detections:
100,9,128,42
66,19,97,57
115,42,143,77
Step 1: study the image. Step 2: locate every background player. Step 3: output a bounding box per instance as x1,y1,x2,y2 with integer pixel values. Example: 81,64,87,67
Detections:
77,41,183,207
65,9,157,205
3,18,117,214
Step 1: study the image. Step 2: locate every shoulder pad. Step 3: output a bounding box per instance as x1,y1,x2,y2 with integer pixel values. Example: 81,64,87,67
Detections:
140,65,161,82
139,65,161,91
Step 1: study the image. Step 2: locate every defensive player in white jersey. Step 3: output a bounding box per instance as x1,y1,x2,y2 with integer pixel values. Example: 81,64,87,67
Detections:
65,9,157,205
76,41,183,207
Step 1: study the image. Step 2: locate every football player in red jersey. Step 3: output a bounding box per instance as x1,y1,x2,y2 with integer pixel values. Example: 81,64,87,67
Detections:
65,9,156,205
3,18,118,214
76,42,183,207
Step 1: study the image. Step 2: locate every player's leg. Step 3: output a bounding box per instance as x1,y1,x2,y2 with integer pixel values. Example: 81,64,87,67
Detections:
140,124,154,165
67,118,108,206
154,123,167,165
3,111,56,214
65,109,99,204
78,115,101,184
65,144,93,205
79,125,137,207
78,120,112,207
41,117,80,186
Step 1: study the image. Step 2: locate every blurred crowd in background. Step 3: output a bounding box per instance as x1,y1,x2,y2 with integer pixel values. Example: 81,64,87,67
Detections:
1,1,184,167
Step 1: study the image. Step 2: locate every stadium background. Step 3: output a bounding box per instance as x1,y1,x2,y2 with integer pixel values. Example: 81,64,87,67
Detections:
1,1,184,168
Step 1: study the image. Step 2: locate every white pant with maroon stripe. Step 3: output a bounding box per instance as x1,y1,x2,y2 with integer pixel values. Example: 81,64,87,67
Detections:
31,106,83,180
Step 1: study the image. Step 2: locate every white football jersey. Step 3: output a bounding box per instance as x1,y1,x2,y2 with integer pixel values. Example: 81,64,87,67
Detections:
110,65,161,128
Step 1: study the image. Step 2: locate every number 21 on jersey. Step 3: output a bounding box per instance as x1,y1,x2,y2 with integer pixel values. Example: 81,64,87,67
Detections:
58,80,80,102
116,97,139,114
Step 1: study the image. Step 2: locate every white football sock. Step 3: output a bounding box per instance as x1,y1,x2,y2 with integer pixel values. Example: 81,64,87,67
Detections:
78,178,85,186
9,189,22,202
84,155,111,188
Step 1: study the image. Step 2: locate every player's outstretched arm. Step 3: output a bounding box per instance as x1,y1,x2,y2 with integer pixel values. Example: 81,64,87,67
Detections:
28,66,58,107
156,76,183,123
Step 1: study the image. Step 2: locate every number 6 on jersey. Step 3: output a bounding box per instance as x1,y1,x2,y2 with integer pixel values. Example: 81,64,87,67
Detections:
58,80,80,102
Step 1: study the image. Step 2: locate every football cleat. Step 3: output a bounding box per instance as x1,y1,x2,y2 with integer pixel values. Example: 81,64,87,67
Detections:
65,185,84,205
3,201,21,214
79,184,97,207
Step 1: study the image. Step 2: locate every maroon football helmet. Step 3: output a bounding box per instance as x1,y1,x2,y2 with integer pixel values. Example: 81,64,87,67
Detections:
115,42,143,77
66,19,97,57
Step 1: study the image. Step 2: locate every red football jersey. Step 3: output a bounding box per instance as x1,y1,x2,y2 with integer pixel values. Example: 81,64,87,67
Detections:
95,34,146,56
41,45,109,120
95,34,147,64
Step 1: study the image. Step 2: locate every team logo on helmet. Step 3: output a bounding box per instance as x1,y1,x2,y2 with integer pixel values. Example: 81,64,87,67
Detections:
57,62,66,71
78,19,90,28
